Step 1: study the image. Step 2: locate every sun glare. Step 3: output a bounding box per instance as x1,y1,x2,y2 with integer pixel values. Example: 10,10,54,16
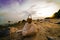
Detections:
31,2,59,19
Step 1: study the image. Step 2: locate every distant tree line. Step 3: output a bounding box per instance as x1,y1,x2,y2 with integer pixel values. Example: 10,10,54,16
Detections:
0,20,26,29
45,9,60,19
53,9,60,19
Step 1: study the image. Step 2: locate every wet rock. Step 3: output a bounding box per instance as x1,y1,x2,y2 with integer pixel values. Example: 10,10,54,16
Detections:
55,22,60,24
47,36,54,40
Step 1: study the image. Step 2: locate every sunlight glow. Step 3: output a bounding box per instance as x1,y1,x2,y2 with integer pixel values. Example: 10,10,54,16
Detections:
31,2,59,19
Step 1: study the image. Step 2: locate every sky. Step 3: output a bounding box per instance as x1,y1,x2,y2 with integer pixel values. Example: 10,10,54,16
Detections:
0,0,60,24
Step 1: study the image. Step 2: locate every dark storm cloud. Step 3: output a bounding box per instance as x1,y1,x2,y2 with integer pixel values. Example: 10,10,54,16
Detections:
0,0,24,8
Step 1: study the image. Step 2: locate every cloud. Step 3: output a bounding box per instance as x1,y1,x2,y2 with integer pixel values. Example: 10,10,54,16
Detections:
0,0,59,24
